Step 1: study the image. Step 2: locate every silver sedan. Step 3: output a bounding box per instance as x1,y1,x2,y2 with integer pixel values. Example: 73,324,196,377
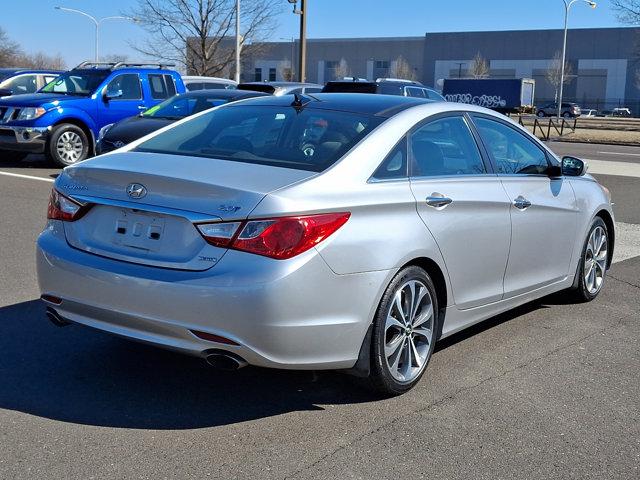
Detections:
37,94,614,395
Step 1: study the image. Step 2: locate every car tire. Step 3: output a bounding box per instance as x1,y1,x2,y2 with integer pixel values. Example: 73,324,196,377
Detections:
0,151,28,162
47,123,90,167
563,112,572,119
568,217,609,302
537,111,545,117
369,266,439,396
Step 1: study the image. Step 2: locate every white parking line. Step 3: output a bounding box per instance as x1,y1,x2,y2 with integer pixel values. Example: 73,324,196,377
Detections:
0,171,54,183
613,222,640,264
598,151,640,157
584,159,640,179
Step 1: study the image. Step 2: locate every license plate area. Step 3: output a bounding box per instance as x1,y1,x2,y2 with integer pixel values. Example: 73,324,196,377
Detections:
112,209,166,252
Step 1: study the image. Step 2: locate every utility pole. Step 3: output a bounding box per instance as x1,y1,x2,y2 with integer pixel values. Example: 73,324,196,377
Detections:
235,0,241,83
289,0,307,83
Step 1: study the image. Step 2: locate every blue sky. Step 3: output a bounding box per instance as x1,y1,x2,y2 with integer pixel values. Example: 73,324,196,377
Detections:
1,0,624,68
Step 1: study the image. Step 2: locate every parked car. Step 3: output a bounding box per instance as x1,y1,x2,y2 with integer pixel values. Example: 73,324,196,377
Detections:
38,94,614,395
96,89,269,154
322,78,446,101
237,81,323,96
0,68,62,97
182,75,237,91
611,107,632,117
537,102,581,118
582,109,599,117
0,62,185,166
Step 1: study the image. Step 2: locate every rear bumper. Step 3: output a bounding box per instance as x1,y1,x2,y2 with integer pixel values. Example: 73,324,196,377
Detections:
36,221,390,370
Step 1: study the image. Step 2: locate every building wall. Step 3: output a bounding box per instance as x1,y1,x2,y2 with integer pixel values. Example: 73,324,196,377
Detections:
238,27,640,111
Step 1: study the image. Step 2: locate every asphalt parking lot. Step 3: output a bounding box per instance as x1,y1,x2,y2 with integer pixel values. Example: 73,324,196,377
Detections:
0,143,639,479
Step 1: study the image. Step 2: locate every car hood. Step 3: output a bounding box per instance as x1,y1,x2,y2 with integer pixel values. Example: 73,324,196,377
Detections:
104,115,176,144
0,93,87,108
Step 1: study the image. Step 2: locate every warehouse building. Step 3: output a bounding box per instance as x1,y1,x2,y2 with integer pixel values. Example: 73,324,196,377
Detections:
241,27,639,113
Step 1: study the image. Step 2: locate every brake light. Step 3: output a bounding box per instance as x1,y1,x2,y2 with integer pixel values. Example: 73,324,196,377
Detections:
196,212,350,260
47,188,88,222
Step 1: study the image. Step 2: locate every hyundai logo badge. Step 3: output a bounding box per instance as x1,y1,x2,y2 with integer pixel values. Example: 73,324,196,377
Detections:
126,183,147,199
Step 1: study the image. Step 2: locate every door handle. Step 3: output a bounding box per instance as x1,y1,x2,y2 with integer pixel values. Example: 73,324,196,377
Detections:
137,105,147,111
513,195,532,210
426,194,453,208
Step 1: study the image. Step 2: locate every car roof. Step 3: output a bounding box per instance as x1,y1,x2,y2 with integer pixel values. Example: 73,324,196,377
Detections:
180,90,270,100
0,68,62,75
240,81,321,87
182,76,237,84
223,92,431,117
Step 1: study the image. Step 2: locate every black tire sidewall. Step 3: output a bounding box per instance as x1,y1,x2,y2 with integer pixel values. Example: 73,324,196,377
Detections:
47,124,89,167
370,266,439,396
575,217,608,302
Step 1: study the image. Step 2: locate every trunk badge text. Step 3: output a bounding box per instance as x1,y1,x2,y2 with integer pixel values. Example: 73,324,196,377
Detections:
219,205,241,213
126,183,147,199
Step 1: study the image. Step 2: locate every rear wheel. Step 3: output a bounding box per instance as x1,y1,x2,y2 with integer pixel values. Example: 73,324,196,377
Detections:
568,217,609,302
563,112,572,119
47,124,90,167
537,110,546,117
369,266,439,396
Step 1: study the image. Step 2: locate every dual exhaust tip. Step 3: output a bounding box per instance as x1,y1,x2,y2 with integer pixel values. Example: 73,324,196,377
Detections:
44,300,247,371
204,350,248,371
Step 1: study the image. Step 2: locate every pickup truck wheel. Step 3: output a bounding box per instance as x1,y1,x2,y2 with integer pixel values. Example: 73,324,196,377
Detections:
47,124,89,167
537,110,545,117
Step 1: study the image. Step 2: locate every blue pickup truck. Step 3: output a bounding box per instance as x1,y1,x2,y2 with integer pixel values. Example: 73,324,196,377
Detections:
0,62,185,166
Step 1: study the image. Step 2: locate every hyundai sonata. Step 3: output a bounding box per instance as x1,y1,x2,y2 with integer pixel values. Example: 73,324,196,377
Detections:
37,94,614,395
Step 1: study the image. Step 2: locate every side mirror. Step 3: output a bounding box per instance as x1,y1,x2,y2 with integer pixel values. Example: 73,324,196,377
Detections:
0,88,13,97
103,88,123,101
561,156,586,176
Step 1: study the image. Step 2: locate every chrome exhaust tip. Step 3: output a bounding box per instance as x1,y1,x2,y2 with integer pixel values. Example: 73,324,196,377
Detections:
46,307,71,327
204,351,248,370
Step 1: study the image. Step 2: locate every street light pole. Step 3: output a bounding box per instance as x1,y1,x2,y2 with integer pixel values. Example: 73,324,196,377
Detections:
235,0,241,83
557,0,596,118
289,0,307,83
55,6,138,63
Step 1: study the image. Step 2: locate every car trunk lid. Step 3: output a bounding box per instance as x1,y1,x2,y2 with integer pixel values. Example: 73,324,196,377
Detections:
58,151,314,270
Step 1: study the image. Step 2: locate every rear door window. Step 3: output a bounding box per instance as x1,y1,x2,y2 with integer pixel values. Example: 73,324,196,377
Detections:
410,116,486,177
148,74,175,99
405,87,426,98
186,82,203,91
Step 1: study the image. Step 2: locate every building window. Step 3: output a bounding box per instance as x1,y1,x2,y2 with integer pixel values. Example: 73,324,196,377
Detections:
254,68,262,82
269,68,276,81
375,60,389,69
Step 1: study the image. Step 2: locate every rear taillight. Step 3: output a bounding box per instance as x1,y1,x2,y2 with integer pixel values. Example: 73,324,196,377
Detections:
47,188,88,222
196,212,350,260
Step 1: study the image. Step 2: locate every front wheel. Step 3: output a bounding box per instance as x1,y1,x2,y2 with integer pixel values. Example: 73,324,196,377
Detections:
47,124,90,167
537,110,546,117
563,112,572,119
369,266,439,396
568,217,609,302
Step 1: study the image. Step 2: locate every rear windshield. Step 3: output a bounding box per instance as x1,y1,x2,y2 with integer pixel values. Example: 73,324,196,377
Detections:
237,84,276,94
134,104,384,172
322,82,378,94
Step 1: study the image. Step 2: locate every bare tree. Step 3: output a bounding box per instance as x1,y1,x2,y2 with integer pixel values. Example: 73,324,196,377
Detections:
469,52,490,78
0,27,21,67
129,0,281,76
546,51,574,102
102,53,130,64
333,58,349,79
23,52,66,70
390,56,416,80
278,60,294,81
611,1,640,23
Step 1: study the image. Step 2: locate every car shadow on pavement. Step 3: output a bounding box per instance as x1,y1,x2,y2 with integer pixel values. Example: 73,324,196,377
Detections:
0,299,377,430
0,293,572,430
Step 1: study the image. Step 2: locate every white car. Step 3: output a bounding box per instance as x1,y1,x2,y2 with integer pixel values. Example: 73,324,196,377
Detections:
182,75,237,91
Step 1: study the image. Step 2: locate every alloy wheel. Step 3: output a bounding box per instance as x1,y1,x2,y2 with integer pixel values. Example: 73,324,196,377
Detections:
56,131,84,164
384,280,434,383
584,225,607,295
